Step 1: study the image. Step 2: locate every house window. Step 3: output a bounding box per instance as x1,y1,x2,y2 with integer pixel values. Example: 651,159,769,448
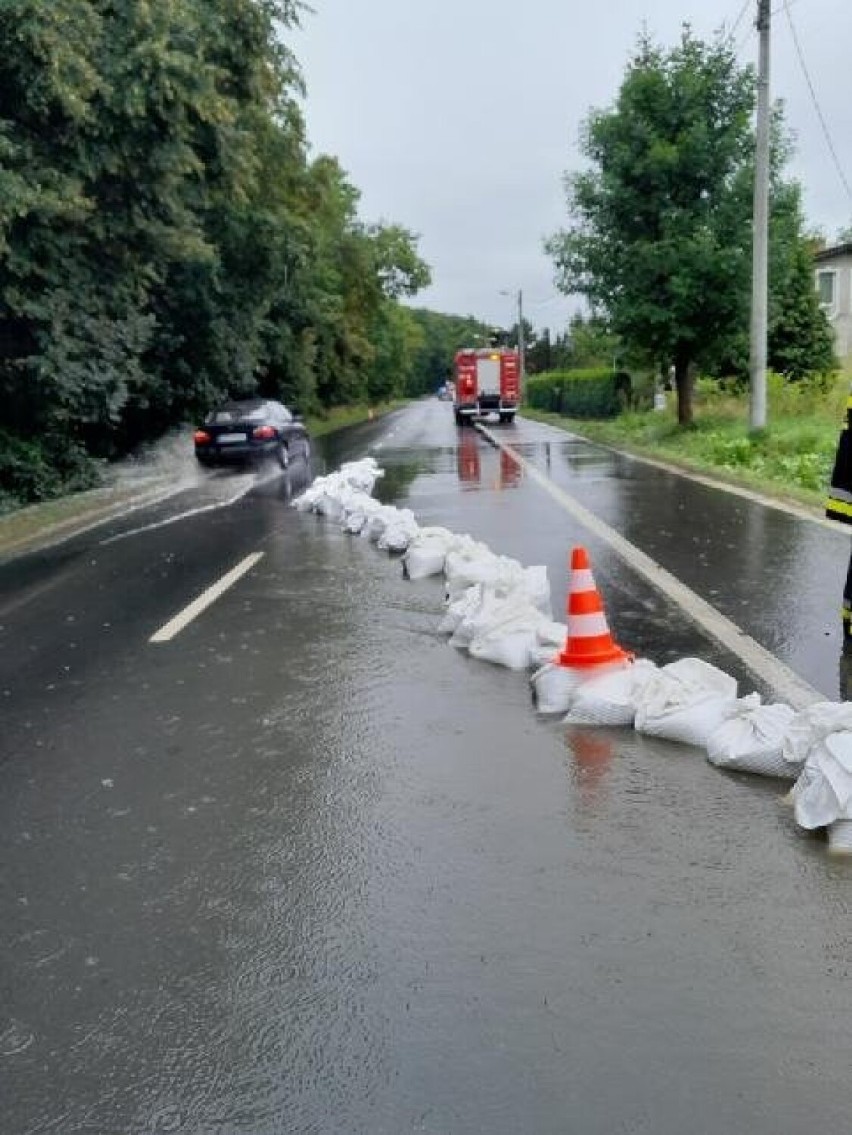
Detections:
817,270,836,309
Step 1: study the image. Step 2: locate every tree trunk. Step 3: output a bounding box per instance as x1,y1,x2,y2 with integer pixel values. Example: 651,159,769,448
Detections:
674,349,693,426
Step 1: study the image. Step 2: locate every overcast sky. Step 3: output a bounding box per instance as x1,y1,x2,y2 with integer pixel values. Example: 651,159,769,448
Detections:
293,0,852,334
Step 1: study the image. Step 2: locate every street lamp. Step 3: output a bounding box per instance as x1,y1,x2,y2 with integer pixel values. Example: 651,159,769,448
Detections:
499,288,525,398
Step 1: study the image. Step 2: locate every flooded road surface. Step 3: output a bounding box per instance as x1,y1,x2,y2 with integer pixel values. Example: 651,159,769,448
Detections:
2,402,852,1134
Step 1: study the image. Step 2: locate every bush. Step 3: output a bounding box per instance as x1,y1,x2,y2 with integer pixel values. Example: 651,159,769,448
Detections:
525,368,628,418
0,430,100,511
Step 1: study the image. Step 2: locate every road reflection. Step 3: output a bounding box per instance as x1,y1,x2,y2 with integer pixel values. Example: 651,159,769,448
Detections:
456,431,522,490
565,727,615,811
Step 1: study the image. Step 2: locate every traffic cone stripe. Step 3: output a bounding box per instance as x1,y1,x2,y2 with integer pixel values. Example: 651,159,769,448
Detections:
568,568,596,593
566,611,611,637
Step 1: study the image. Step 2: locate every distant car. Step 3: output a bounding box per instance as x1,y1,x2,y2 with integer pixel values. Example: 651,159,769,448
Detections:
194,398,310,469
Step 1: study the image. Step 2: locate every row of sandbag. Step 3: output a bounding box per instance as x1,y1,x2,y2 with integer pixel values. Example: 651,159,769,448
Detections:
294,460,565,669
294,459,852,853
532,654,852,850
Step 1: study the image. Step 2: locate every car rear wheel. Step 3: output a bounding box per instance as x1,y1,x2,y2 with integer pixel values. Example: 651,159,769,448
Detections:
302,438,311,460
277,442,290,470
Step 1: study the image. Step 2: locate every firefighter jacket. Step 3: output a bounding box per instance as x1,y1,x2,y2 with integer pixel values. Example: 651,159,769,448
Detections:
827,390,852,525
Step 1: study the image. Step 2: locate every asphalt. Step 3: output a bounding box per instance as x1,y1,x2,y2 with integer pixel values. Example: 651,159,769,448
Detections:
3,402,852,1135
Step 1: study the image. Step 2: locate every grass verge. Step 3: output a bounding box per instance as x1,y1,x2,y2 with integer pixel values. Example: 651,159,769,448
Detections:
523,371,849,514
305,401,407,437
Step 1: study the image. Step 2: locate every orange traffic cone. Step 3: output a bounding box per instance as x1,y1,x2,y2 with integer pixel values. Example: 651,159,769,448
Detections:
557,546,632,669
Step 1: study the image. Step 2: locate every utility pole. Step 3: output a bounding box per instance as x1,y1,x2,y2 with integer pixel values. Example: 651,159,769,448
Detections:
749,0,771,431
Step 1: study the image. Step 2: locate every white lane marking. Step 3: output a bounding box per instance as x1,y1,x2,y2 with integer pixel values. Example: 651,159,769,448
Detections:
149,552,264,643
478,424,822,709
100,480,258,546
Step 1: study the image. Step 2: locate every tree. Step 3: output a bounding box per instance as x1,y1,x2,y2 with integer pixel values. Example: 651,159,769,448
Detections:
0,0,432,505
546,29,756,424
405,310,497,397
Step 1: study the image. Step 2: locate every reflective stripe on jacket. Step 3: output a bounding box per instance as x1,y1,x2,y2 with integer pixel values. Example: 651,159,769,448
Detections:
827,393,852,525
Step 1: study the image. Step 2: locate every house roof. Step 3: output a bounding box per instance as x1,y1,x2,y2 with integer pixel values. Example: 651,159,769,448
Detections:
815,242,852,263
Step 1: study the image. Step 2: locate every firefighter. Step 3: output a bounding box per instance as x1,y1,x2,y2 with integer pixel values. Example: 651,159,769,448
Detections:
826,386,852,653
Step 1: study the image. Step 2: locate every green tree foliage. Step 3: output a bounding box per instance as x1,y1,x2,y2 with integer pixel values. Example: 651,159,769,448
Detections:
546,30,754,425
546,28,832,425
405,310,499,397
712,184,836,380
0,0,430,505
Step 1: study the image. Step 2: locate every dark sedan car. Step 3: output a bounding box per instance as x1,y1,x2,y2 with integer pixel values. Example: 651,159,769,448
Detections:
194,398,310,468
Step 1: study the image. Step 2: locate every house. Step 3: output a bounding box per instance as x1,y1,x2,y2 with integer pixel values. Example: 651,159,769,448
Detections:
814,243,852,358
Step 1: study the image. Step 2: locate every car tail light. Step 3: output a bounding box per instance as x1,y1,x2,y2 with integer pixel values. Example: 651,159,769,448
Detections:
252,425,276,440
194,430,211,444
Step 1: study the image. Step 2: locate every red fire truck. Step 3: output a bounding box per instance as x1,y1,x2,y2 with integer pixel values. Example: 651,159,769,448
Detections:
452,347,520,426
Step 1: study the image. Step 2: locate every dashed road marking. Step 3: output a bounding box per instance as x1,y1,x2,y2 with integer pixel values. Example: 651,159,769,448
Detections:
477,424,822,709
149,552,264,643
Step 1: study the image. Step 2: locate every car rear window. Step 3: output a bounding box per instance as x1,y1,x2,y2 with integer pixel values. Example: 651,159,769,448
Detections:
208,404,266,424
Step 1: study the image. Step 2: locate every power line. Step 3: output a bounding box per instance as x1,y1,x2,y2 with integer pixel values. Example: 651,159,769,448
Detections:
783,0,852,208
735,24,755,58
727,0,752,42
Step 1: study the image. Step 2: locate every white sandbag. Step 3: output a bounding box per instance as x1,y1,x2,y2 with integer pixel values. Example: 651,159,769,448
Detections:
518,565,552,617
439,585,483,637
705,697,796,777
403,528,456,580
781,701,852,779
444,550,522,598
468,593,548,670
363,505,398,542
634,657,738,748
449,586,511,649
531,662,584,714
378,509,419,552
342,510,368,534
828,819,852,854
293,459,385,513
564,659,658,727
315,493,346,522
792,732,852,831
379,525,415,553
529,621,566,667
340,458,384,495
405,541,448,579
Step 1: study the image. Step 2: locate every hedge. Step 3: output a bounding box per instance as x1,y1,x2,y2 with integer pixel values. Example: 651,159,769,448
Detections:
525,368,631,419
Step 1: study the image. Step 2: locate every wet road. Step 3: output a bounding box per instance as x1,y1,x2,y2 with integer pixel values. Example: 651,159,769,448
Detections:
2,402,852,1134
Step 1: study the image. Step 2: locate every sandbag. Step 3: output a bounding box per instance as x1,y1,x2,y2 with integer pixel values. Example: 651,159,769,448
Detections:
531,662,584,715
705,697,796,778
468,592,548,670
564,659,658,727
634,658,738,748
364,505,399,542
529,622,566,668
792,732,852,831
450,587,531,651
403,528,457,580
339,458,384,495
828,819,852,855
439,585,483,638
781,701,852,778
518,565,552,618
444,550,523,599
377,509,419,552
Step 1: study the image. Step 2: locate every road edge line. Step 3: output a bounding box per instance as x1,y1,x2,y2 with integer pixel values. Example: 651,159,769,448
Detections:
477,424,822,710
